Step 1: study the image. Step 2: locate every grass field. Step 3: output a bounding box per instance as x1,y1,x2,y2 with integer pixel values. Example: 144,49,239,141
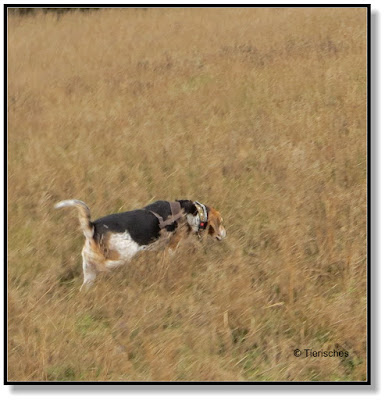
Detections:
7,7,367,382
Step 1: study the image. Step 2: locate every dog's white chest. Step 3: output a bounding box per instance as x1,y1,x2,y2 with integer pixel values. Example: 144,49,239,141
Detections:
108,231,142,260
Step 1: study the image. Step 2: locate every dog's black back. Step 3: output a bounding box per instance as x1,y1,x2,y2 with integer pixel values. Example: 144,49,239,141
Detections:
92,200,188,246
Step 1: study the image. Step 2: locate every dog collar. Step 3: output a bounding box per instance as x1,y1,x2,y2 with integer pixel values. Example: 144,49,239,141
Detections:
194,201,208,230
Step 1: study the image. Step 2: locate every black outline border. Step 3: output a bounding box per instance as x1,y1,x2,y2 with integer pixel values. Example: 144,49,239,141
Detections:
4,3,371,386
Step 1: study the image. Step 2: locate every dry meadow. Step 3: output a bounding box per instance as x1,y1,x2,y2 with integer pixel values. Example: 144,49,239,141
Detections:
8,8,367,382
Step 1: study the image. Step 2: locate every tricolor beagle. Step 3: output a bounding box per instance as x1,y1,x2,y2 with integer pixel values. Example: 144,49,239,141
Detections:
55,199,226,289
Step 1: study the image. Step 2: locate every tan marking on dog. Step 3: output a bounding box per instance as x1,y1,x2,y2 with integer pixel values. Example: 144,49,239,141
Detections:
98,232,121,261
207,208,227,241
167,220,190,251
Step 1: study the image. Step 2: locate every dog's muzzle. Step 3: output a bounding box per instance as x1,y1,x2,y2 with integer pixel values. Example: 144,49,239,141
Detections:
216,227,227,241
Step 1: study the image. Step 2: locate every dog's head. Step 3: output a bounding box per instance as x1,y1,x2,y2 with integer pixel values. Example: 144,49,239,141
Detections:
206,206,227,241
178,200,226,241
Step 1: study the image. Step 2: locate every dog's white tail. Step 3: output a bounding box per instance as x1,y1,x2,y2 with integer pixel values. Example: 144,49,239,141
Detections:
55,199,94,240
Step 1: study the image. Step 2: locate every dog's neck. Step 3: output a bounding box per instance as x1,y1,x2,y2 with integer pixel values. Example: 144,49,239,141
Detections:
186,213,201,232
177,199,206,232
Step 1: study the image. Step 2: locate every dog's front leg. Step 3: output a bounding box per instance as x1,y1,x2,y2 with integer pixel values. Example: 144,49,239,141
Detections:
166,225,188,255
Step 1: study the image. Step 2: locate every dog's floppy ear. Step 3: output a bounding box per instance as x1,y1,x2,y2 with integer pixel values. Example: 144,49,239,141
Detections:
176,200,198,215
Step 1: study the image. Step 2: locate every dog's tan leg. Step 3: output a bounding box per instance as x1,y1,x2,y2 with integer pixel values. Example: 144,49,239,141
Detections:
80,244,102,290
167,225,188,255
105,259,125,270
80,258,97,291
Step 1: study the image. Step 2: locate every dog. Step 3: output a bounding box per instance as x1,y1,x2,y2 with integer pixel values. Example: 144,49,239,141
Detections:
55,199,226,289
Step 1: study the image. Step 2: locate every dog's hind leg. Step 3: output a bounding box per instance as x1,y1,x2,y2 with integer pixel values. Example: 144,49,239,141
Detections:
105,259,125,270
80,255,97,291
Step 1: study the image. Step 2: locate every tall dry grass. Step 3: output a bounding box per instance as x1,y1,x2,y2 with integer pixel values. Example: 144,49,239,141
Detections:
8,8,367,382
